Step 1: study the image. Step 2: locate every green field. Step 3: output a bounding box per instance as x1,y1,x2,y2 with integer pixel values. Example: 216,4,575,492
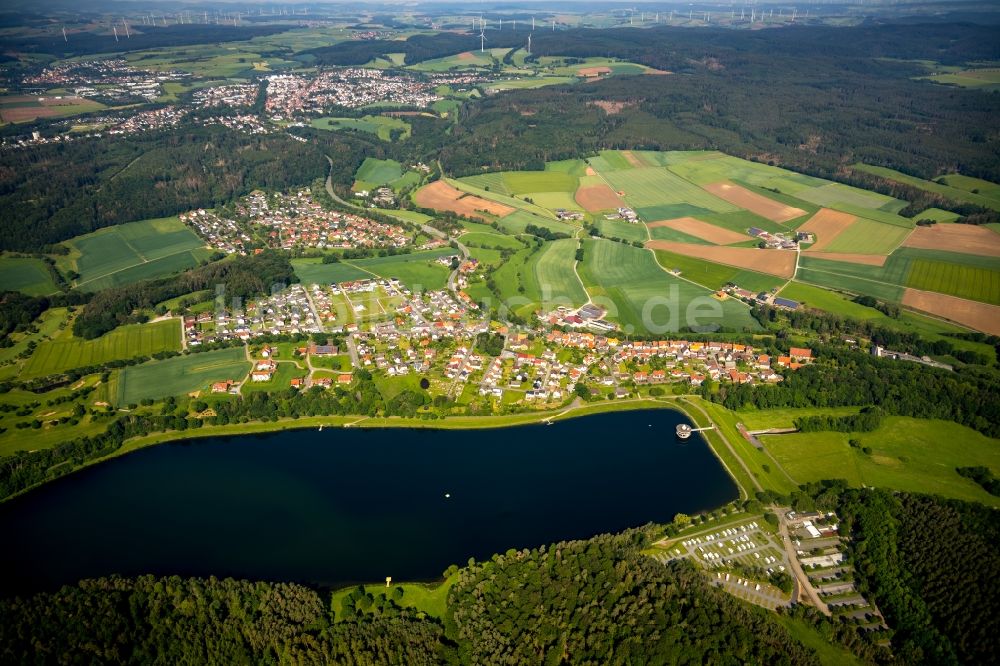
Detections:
0,256,58,296
117,347,250,405
23,319,181,379
64,217,208,292
355,157,405,185
460,170,579,197
920,67,1000,91
599,166,739,212
794,181,902,213
938,174,1000,205
291,260,372,285
596,218,649,243
853,164,1000,212
459,231,525,250
653,250,784,294
819,218,911,255
495,210,576,236
798,248,1000,305
578,240,758,333
761,416,1000,505
532,239,589,308
373,208,433,224
311,115,411,142
351,250,453,291
906,258,1000,305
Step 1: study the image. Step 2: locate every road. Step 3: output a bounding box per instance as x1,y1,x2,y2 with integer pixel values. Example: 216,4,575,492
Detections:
324,156,361,210
777,511,831,616
446,238,470,293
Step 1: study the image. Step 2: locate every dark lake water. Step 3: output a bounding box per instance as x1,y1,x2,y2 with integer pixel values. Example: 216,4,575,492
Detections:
0,409,737,596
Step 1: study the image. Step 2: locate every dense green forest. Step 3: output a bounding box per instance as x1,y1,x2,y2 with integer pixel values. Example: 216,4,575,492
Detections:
0,530,824,665
309,23,1000,181
706,345,1000,438
0,126,374,251
835,488,1000,665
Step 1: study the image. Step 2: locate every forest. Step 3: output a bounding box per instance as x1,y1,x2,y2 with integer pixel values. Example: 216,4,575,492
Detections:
0,126,374,252
0,530,825,665
706,345,1000,438
834,488,1000,665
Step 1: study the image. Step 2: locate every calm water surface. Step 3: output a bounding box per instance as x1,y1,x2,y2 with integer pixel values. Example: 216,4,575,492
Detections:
0,409,737,595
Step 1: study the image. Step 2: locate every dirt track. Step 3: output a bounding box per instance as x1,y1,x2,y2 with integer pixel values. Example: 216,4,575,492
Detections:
903,224,1000,257
704,181,806,223
645,240,797,278
647,217,749,245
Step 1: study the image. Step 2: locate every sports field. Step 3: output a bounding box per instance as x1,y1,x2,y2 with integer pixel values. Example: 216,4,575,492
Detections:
116,347,250,405
0,256,58,296
578,240,758,333
23,319,181,379
532,239,589,308
66,217,208,292
312,116,411,142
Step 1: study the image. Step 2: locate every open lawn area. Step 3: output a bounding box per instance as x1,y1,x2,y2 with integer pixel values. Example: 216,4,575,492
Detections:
330,575,456,622
63,216,209,292
0,256,58,296
312,116,411,142
22,319,181,379
116,347,250,405
761,416,1000,505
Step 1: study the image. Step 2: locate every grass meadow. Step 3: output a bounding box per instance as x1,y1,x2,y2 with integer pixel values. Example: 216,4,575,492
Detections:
117,347,250,405
0,256,58,295
65,216,208,292
760,416,1000,505
23,319,181,379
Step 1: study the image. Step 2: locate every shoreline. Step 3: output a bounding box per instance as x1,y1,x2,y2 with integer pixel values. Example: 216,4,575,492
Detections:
4,397,738,505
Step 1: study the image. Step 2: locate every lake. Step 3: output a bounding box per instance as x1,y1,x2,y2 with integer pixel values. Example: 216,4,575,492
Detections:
0,409,738,595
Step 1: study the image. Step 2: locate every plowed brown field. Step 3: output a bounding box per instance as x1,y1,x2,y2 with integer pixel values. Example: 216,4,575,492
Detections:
704,181,806,223
645,240,796,278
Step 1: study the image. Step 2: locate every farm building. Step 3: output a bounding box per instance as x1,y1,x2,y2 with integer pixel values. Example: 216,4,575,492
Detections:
773,297,799,310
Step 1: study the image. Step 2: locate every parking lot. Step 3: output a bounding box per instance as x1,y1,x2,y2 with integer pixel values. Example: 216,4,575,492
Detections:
652,517,793,609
